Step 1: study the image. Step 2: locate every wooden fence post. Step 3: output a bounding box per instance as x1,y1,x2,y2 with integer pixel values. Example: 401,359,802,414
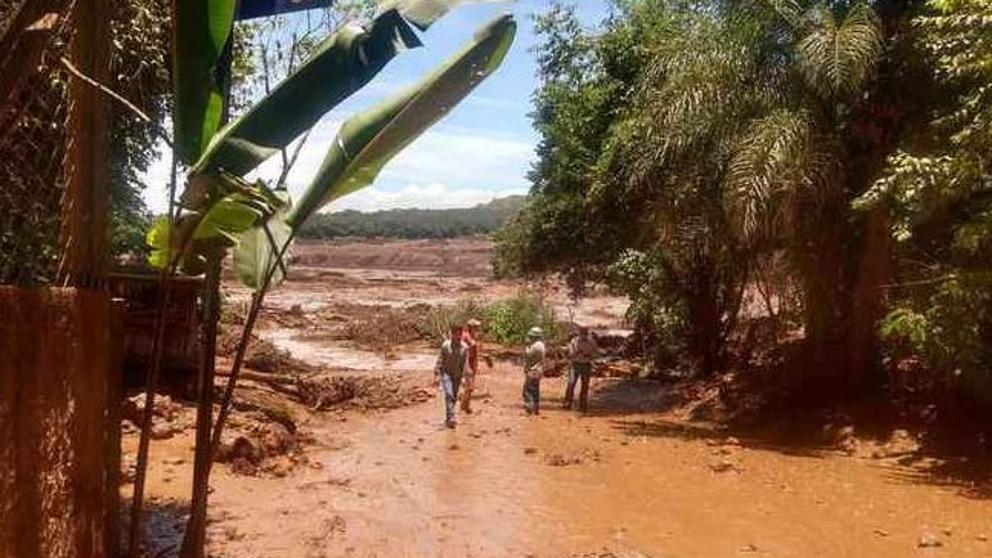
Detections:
59,0,110,287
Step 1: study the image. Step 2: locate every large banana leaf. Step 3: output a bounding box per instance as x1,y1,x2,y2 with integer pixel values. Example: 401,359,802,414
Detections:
381,0,497,31
147,178,286,273
233,212,292,289
287,13,516,228
189,9,422,181
230,13,515,291
172,0,238,164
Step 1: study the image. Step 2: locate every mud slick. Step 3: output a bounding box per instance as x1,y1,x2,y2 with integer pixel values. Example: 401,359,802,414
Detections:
121,238,992,558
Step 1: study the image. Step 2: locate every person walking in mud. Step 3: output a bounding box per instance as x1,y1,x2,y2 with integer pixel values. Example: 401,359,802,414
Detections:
435,323,469,428
522,327,546,415
564,325,598,412
460,318,482,414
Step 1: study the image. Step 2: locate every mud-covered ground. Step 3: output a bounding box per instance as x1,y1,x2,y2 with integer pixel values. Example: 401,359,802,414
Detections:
123,238,992,558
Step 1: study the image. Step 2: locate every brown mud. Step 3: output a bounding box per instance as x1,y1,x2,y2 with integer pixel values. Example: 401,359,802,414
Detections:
123,238,992,557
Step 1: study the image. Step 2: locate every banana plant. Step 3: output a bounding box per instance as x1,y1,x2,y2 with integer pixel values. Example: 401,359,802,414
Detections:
210,16,517,469
134,1,516,556
213,11,516,469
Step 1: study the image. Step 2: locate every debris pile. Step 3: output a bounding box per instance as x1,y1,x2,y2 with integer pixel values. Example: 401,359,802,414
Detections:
215,421,314,477
121,393,195,441
297,374,433,411
217,328,314,375
340,304,434,349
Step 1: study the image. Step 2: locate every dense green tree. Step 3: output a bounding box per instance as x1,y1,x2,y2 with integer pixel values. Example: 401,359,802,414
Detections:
499,0,944,385
107,0,171,258
298,196,524,239
725,0,942,388
856,0,992,400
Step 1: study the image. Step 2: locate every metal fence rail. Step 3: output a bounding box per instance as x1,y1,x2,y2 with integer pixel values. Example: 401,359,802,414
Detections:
0,1,75,284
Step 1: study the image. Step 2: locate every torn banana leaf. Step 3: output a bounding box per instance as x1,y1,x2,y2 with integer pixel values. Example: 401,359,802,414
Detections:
188,9,422,184
288,13,516,228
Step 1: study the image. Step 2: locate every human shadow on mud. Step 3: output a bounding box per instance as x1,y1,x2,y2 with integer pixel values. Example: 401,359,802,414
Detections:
587,368,992,497
579,377,687,418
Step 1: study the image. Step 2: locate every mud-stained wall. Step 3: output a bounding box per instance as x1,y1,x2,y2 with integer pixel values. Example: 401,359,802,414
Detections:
0,287,122,558
106,274,202,392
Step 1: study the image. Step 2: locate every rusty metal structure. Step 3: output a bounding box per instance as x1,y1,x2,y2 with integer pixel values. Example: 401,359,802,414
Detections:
0,287,123,558
108,272,204,394
1,1,124,556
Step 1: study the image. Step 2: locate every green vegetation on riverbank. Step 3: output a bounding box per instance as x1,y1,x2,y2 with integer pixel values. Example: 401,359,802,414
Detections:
496,0,992,410
297,195,524,239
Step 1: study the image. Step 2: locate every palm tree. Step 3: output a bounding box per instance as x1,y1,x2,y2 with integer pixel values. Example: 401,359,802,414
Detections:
588,3,775,376
725,0,921,387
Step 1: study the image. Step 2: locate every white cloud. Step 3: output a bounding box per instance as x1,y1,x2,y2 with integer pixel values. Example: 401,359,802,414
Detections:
326,183,527,212
141,118,536,214
274,119,535,188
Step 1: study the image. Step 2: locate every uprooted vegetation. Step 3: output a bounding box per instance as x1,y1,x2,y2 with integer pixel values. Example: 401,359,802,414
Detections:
122,369,434,478
256,290,570,355
121,301,440,479
218,330,315,375
339,303,436,349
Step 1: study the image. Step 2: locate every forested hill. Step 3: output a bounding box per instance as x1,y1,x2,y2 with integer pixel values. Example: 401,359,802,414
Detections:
296,195,525,239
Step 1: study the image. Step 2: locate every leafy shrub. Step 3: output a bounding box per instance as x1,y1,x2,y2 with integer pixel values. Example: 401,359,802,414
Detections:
605,249,687,366
429,291,564,347
879,274,992,403
484,290,564,346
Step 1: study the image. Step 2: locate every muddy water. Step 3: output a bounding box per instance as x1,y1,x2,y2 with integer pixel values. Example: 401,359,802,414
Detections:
194,365,992,558
261,327,436,373
171,243,992,556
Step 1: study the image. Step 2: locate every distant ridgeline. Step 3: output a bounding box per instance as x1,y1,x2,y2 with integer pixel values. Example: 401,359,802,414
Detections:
296,195,524,239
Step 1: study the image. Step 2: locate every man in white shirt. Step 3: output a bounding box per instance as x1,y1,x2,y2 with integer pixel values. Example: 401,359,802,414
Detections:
522,327,546,415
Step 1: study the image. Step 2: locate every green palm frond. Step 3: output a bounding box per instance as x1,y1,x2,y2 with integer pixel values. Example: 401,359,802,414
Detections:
725,108,838,243
796,2,882,100
636,25,763,168
766,0,804,30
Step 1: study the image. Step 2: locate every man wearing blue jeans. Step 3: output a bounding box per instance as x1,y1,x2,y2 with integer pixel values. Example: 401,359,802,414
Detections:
434,324,468,428
564,326,598,412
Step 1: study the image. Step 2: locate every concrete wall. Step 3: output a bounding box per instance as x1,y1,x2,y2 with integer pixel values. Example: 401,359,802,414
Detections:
0,287,122,558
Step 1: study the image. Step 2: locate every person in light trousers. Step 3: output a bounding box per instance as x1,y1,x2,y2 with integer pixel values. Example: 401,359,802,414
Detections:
522,327,546,415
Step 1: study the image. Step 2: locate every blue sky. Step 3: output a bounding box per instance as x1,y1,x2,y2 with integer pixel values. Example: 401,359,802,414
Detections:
141,1,610,213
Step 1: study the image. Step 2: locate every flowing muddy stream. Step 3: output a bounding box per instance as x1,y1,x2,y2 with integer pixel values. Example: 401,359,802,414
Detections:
132,239,992,557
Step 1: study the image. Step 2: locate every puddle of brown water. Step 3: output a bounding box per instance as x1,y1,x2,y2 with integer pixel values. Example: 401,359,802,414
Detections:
191,367,992,558
260,328,435,373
